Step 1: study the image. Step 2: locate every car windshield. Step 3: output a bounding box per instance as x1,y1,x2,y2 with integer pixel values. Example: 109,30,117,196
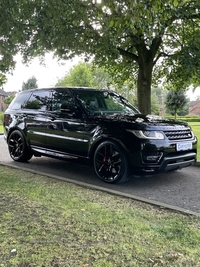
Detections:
74,90,140,115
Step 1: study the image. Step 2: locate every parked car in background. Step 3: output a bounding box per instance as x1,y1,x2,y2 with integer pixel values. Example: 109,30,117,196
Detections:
3,87,197,183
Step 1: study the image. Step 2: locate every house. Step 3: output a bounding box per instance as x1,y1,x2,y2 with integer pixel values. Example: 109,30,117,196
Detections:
189,100,200,116
0,89,9,112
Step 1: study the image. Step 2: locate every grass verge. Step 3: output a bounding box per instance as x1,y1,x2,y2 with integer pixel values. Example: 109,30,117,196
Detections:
189,124,200,161
0,124,3,133
0,165,200,267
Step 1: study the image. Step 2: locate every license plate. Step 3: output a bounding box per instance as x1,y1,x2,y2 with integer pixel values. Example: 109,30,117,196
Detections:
176,142,192,151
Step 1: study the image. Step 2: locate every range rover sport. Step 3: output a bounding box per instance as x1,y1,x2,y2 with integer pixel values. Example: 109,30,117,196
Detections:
3,87,197,183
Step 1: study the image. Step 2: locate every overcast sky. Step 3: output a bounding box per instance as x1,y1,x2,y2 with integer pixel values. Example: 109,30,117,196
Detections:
3,53,80,92
3,53,200,100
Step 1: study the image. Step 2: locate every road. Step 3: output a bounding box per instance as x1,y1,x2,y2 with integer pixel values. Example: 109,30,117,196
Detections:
0,135,200,215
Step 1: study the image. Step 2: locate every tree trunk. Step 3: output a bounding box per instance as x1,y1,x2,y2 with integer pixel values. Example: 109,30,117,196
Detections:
137,61,153,115
118,37,161,115
135,37,161,115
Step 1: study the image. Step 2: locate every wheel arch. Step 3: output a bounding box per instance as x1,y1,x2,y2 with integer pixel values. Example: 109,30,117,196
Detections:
7,128,33,162
7,127,30,148
89,136,131,165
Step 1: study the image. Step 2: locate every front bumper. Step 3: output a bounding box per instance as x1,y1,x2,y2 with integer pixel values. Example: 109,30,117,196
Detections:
138,151,196,174
129,137,197,175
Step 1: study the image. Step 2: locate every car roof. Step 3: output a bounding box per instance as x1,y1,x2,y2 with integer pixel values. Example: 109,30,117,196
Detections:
18,87,109,94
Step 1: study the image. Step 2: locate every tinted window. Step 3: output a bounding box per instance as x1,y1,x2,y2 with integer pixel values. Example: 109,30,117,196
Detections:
22,90,50,111
8,91,31,110
75,90,139,115
49,90,75,112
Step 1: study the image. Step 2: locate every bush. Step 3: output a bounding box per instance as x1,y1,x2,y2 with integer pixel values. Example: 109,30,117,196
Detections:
0,112,4,124
165,115,200,122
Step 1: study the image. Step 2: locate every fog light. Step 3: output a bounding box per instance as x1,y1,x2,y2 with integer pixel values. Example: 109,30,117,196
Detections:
142,152,163,163
146,156,159,161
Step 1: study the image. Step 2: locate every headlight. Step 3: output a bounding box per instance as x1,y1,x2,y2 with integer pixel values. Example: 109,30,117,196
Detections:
127,130,165,140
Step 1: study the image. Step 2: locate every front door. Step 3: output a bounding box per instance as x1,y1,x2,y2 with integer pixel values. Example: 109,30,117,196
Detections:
45,89,88,158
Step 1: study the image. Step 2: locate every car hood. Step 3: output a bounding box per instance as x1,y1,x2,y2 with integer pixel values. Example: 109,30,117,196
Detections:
93,113,190,130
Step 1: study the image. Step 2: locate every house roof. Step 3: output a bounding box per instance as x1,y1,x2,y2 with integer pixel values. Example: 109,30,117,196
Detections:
0,89,9,97
189,100,200,106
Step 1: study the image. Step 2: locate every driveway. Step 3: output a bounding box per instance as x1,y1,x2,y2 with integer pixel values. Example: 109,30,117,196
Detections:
0,135,200,216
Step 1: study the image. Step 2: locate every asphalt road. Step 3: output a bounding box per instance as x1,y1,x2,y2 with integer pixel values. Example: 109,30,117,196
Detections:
0,135,200,216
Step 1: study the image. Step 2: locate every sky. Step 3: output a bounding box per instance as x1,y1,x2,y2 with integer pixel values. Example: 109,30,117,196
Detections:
3,53,200,101
3,53,80,92
186,87,200,101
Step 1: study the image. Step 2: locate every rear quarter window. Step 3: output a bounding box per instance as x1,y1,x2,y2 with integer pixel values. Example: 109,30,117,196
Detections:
8,91,31,110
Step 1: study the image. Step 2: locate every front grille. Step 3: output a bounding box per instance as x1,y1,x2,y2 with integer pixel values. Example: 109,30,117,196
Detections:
164,129,193,140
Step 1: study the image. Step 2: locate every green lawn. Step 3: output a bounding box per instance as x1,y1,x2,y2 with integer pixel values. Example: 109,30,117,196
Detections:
189,123,200,161
0,165,200,267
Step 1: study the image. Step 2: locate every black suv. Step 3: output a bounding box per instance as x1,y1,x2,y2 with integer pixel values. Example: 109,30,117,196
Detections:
3,87,197,183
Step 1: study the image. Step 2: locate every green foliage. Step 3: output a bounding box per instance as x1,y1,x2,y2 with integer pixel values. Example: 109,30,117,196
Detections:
0,112,4,124
0,1,37,74
41,1,200,113
190,124,200,162
56,62,112,88
56,62,95,87
165,90,189,119
0,73,7,86
3,94,15,105
22,76,38,90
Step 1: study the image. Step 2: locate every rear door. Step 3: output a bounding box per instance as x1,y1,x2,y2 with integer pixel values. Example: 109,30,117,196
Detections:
23,90,51,150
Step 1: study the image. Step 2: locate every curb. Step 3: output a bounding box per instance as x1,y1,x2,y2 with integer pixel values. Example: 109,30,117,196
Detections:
1,162,200,218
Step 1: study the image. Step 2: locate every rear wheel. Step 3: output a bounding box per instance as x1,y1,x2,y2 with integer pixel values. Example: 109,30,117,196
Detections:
94,141,130,183
8,130,33,162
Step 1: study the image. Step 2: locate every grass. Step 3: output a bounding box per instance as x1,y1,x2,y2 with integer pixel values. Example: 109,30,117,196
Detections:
189,123,200,161
0,124,3,133
0,165,200,267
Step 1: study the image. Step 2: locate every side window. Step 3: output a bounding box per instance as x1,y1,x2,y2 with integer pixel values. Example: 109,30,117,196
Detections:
8,92,31,110
22,91,50,111
50,90,75,112
104,96,124,111
76,92,100,110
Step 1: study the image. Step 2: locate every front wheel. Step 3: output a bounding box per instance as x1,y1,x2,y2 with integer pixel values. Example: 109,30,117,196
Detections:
93,141,130,183
8,130,33,162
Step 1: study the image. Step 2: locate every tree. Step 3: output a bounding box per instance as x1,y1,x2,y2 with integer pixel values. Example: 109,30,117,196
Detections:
165,90,188,119
56,62,95,87
3,94,15,106
26,0,200,115
0,74,7,87
56,62,112,88
2,1,200,114
151,91,160,115
22,76,38,90
0,1,37,78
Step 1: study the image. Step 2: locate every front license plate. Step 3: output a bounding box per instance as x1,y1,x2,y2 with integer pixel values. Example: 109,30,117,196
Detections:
176,142,192,151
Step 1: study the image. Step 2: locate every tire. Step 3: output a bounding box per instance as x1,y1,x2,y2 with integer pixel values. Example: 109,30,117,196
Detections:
8,130,33,162
93,140,130,183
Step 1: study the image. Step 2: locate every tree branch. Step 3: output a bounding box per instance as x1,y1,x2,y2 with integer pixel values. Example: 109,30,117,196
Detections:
117,47,138,62
153,52,174,65
150,36,162,59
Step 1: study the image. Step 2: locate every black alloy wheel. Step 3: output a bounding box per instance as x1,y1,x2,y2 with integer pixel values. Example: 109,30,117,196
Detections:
94,141,129,183
8,130,33,162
